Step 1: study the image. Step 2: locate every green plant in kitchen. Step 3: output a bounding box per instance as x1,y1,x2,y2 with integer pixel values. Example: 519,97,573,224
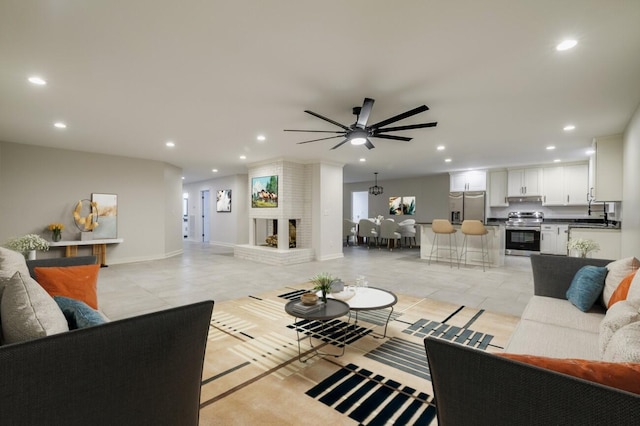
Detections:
310,272,337,303
567,238,600,258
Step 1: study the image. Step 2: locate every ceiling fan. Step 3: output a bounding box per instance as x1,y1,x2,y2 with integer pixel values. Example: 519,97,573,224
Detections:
284,97,437,150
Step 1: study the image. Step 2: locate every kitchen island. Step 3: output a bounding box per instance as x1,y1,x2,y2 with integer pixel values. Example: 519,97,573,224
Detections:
419,223,505,267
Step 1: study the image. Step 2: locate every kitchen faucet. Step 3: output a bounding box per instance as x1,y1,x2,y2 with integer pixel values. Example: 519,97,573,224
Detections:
587,199,608,226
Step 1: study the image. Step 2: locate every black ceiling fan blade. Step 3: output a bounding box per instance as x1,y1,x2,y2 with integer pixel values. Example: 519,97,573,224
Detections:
284,129,345,133
369,105,430,129
330,139,350,150
304,110,351,131
375,122,438,133
356,98,375,129
371,134,413,142
365,139,375,150
296,135,345,144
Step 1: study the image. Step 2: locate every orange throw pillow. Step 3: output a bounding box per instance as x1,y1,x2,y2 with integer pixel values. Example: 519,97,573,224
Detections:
34,264,100,309
608,270,638,309
498,353,640,395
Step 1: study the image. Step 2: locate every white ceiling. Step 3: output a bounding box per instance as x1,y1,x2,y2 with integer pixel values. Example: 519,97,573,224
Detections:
1,1,639,184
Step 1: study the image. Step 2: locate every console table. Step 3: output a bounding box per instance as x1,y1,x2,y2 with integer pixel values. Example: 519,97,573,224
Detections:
49,238,123,267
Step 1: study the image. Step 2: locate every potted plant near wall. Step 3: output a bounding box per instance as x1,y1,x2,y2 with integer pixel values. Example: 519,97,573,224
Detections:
4,234,49,260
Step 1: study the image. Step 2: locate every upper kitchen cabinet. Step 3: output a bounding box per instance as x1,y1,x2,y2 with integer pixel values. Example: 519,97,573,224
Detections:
590,134,623,202
489,170,509,207
507,168,541,196
450,170,487,192
542,163,589,206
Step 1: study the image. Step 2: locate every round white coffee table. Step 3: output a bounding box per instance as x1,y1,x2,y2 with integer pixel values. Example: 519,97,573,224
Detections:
323,287,397,338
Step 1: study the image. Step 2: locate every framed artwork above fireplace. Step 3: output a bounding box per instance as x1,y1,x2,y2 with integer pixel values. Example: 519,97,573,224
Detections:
251,175,278,208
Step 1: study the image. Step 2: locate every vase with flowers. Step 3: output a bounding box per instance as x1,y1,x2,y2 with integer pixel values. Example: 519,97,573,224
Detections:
48,223,64,242
4,234,50,259
567,238,600,258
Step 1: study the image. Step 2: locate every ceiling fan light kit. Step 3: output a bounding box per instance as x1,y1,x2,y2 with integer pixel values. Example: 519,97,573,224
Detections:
285,97,437,150
369,172,384,196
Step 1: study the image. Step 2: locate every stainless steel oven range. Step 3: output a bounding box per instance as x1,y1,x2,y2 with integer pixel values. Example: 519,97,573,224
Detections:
505,211,543,256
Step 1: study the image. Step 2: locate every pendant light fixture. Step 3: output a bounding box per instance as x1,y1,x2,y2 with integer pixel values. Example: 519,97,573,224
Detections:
368,172,383,196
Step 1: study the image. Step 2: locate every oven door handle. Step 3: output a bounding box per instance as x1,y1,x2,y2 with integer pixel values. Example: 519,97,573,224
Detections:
505,227,541,231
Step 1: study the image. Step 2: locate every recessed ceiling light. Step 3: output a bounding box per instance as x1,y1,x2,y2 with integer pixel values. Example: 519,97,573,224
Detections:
563,124,576,131
165,141,175,147
257,135,266,141
359,158,366,162
436,145,445,151
212,169,218,173
28,76,47,85
444,158,452,163
556,39,577,51
181,176,185,180
239,155,246,160
546,145,556,150
554,159,561,163
586,149,595,155
54,122,67,129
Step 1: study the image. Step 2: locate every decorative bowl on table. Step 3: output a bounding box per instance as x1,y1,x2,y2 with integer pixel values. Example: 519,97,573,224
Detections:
300,293,319,305
331,287,356,301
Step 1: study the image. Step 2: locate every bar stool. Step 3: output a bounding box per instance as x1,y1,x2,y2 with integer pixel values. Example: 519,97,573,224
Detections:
459,220,489,271
429,219,458,268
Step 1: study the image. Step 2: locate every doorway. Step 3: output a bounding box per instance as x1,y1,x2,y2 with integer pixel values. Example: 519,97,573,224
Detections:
352,191,368,223
201,190,210,243
183,193,189,239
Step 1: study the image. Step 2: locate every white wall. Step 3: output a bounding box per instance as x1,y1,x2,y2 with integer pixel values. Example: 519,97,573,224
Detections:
164,163,185,257
622,103,640,257
0,142,183,263
182,174,249,246
312,162,343,261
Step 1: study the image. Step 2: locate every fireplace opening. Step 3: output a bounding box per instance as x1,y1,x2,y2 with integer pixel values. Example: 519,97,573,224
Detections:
254,219,298,248
265,219,296,248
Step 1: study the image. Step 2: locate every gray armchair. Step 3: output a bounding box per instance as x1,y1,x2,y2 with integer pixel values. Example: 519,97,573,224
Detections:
425,336,640,425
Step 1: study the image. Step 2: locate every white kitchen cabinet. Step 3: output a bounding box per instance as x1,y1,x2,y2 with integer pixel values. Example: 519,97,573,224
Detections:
563,164,589,205
569,228,621,260
591,134,623,202
489,170,508,207
508,168,541,196
540,224,569,255
541,167,564,205
542,163,588,206
450,170,486,192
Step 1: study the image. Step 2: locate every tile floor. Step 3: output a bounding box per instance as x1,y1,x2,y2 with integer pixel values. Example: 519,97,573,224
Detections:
97,242,534,321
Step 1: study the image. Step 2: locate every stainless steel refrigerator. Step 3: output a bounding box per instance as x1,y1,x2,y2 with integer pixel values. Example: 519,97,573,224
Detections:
449,191,486,224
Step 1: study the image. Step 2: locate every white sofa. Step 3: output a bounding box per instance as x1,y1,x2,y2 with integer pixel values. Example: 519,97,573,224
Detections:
424,254,640,425
505,254,639,361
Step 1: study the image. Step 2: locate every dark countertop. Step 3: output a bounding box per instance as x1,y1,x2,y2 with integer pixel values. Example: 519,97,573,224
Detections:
486,217,620,229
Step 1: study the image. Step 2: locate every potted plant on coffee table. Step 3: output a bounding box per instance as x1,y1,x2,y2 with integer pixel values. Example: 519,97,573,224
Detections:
310,272,337,303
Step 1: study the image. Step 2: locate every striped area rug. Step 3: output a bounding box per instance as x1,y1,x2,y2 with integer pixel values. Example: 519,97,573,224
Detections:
199,285,519,425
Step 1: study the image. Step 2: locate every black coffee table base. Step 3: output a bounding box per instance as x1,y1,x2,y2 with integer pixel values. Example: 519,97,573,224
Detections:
285,299,351,363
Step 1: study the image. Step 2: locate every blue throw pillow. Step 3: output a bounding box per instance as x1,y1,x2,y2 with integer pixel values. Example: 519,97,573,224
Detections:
566,265,608,312
53,296,107,329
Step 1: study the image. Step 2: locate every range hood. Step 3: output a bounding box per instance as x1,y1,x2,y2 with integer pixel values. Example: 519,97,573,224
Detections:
506,196,543,203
